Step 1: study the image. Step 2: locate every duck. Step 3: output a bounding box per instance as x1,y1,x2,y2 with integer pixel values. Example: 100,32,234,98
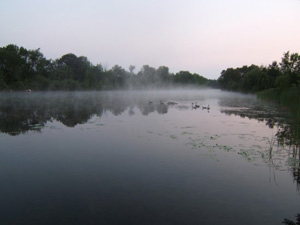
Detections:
202,105,210,110
192,103,200,109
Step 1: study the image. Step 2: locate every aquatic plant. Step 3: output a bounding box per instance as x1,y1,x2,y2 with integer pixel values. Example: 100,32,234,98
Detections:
170,135,178,139
258,87,300,147
266,135,276,159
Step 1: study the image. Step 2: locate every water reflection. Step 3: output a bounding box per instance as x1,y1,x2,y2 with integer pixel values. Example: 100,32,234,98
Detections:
0,92,298,147
0,91,298,147
0,93,103,135
219,95,299,145
282,213,300,225
0,92,174,135
1,91,214,135
1,90,300,225
219,95,300,194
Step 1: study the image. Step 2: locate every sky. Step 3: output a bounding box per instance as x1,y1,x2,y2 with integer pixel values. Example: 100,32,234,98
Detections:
1,0,300,79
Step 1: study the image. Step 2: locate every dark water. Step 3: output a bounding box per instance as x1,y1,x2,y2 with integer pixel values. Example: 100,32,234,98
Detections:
0,90,299,225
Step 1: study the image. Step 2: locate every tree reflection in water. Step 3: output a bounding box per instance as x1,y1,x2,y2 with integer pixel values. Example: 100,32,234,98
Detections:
0,91,173,135
0,92,104,134
1,91,300,224
220,98,300,186
218,97,300,223
282,213,300,225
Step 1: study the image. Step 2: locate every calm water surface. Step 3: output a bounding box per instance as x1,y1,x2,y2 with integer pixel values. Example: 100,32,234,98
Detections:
0,89,299,225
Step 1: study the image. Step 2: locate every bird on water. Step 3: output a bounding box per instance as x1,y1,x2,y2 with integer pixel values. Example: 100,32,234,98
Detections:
202,105,210,110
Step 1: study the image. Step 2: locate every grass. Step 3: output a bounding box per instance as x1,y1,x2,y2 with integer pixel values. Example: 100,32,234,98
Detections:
257,87,300,112
257,87,300,146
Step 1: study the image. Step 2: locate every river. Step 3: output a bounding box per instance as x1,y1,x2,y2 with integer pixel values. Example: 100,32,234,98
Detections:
0,89,299,225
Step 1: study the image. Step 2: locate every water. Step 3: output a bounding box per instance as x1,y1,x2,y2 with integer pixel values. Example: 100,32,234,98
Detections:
0,89,299,225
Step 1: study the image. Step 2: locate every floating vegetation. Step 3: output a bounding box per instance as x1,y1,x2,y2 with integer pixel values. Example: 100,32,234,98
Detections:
170,135,178,140
238,149,252,161
198,142,208,149
147,130,162,136
143,123,296,172
181,126,196,129
186,142,197,149
210,134,220,140
214,144,233,152
184,131,288,167
181,131,193,135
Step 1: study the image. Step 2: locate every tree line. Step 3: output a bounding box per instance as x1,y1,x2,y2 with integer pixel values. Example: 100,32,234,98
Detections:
217,51,300,92
1,44,298,92
0,44,211,91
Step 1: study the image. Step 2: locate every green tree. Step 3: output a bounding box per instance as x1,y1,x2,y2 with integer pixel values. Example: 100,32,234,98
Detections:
265,61,282,88
110,65,128,88
56,53,79,81
0,44,25,88
218,68,241,91
0,70,7,90
0,44,50,90
155,66,170,84
240,65,268,92
280,51,300,86
83,64,104,89
129,65,135,74
137,65,156,86
275,75,290,90
173,71,207,86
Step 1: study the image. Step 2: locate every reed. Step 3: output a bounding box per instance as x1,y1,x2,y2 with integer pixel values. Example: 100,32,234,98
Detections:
267,135,276,157
257,87,300,146
257,87,300,109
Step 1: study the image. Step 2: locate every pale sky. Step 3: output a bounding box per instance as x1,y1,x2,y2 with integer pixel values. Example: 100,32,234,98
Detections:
1,0,300,79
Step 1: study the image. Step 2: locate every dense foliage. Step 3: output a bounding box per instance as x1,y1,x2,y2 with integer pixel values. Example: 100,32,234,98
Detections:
0,44,210,90
1,44,299,93
217,51,300,92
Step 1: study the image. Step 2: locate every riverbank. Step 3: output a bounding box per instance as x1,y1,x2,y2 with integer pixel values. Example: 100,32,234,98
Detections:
257,87,300,110
257,87,300,146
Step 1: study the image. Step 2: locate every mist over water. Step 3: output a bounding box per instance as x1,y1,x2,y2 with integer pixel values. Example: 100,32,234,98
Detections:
0,89,299,225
